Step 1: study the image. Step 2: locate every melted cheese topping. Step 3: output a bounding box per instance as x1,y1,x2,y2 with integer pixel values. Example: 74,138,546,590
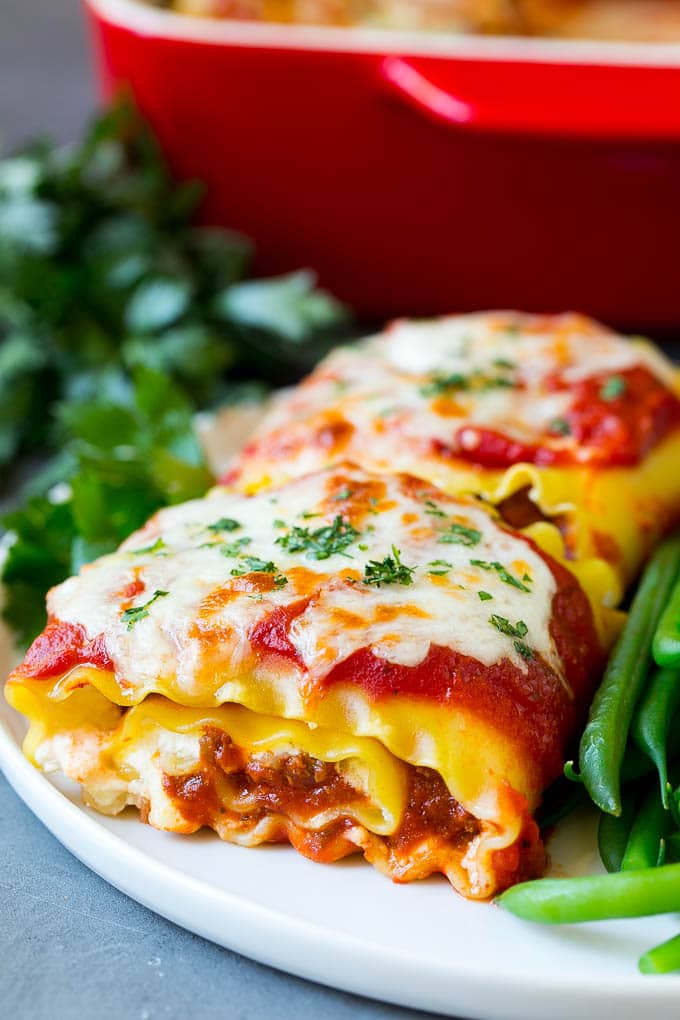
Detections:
46,466,558,700
226,312,680,597
233,312,677,480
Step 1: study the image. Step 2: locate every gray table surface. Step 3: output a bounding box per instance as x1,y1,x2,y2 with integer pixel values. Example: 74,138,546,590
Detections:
0,3,444,1018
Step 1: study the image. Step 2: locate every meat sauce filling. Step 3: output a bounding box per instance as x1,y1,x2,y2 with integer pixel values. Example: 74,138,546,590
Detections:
162,727,483,871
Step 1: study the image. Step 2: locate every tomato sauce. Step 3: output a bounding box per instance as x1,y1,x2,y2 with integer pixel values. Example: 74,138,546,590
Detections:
17,619,113,679
248,541,602,789
249,598,312,666
438,366,680,469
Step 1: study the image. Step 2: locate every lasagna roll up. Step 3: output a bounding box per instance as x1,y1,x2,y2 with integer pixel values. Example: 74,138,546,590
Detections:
223,313,680,606
7,466,605,899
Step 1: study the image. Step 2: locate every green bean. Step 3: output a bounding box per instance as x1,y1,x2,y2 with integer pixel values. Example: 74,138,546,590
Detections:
632,667,680,807
639,932,680,974
598,792,638,872
653,569,680,668
497,863,680,924
579,535,680,816
621,784,673,871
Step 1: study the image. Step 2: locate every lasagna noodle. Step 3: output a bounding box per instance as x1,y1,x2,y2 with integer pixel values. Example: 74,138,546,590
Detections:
6,466,605,899
223,313,680,605
10,688,542,897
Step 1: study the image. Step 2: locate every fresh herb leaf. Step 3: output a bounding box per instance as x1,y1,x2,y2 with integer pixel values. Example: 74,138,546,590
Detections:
439,522,482,547
0,99,351,647
216,269,349,344
514,640,534,660
489,615,529,639
1,368,214,645
333,487,354,501
420,369,517,397
121,589,169,630
428,558,453,576
131,537,166,555
276,515,359,560
219,537,252,556
549,417,572,436
207,517,241,533
424,499,446,518
419,372,468,397
470,559,531,592
230,556,281,577
478,590,493,601
599,375,627,402
0,98,348,473
363,546,415,587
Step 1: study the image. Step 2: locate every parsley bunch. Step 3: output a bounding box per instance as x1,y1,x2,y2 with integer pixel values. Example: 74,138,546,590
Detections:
276,515,359,560
0,99,351,646
1,367,213,645
0,98,349,472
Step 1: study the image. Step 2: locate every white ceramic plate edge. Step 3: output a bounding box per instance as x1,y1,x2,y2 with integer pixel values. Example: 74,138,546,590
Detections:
4,700,680,1020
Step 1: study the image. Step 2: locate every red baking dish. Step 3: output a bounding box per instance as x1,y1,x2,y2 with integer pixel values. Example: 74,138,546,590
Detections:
85,0,680,329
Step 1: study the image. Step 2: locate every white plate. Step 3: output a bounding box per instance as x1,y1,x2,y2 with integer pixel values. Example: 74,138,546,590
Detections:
1,619,680,1020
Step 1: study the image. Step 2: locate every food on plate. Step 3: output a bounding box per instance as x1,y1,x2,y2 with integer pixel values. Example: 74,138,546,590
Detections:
579,535,680,815
5,464,606,899
146,0,680,41
223,312,680,605
498,533,680,974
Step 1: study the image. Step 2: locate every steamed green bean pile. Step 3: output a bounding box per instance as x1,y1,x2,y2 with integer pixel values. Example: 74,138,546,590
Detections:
498,533,680,974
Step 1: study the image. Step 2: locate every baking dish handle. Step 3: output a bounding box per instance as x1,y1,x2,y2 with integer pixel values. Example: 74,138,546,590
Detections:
381,55,680,141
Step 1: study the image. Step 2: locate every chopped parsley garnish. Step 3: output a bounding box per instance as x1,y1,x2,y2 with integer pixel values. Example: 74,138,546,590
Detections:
231,556,277,575
424,499,446,518
219,537,252,557
421,367,517,397
514,640,534,660
276,515,359,560
428,558,453,576
478,590,493,601
273,519,287,529
599,375,627,402
207,517,242,533
363,546,416,587
132,537,166,555
273,574,288,589
470,559,531,592
549,417,572,437
489,614,534,659
420,372,468,397
333,487,354,501
121,589,169,630
490,615,528,638
439,523,482,547
493,357,516,370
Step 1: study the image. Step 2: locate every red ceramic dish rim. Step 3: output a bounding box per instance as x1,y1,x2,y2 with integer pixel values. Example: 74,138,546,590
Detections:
87,0,680,66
